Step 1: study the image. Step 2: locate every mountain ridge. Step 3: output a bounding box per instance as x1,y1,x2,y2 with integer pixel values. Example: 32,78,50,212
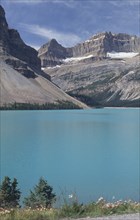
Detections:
0,5,88,109
41,33,140,107
1,5,139,107
38,32,140,67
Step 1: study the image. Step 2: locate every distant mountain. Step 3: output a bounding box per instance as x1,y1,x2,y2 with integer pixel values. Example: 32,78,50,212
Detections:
1,4,139,108
39,33,140,107
38,39,70,67
0,5,87,109
38,32,140,67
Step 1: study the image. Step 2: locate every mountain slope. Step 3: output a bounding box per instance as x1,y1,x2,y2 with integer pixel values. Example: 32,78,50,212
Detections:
40,33,140,107
0,60,88,108
0,5,87,109
44,53,140,107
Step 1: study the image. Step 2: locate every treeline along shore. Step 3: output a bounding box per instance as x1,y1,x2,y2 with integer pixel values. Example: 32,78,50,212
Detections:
0,101,82,110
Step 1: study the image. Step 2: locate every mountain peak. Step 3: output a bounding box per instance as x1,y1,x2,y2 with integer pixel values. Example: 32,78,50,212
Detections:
38,39,68,67
0,5,5,15
47,38,62,49
49,38,58,45
0,4,8,28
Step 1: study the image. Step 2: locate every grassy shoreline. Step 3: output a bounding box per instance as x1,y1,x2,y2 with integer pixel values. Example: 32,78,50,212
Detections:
0,199,139,220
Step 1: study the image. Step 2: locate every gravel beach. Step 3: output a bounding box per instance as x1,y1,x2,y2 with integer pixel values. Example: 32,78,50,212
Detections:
67,213,140,220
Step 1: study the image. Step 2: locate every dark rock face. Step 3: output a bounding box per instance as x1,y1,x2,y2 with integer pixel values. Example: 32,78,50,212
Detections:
0,5,41,71
0,5,8,27
38,32,140,67
8,29,41,70
5,58,37,78
0,5,9,55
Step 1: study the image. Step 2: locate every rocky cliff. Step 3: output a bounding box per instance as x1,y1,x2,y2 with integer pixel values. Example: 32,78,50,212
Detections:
103,32,140,53
0,6,41,72
42,33,140,107
38,32,140,67
0,5,87,108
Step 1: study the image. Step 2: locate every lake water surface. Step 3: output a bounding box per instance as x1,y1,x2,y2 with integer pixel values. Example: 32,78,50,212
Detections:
1,109,139,204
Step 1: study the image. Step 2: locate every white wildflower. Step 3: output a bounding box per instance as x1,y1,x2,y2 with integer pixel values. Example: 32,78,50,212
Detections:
68,194,73,198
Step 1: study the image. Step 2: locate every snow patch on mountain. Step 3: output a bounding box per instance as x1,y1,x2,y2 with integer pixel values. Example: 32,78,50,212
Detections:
45,65,61,69
107,52,139,59
63,54,94,63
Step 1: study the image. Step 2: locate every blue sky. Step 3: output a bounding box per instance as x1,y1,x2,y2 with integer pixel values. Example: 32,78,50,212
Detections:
1,0,140,49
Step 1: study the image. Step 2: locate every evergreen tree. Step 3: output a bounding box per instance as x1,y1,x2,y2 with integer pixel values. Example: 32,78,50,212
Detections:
24,177,56,208
0,176,21,208
10,178,21,207
0,177,11,208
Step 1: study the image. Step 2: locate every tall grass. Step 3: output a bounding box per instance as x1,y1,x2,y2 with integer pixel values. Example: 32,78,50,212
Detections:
0,198,139,220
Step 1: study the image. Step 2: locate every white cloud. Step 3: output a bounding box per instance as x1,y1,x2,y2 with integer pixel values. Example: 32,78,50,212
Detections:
7,0,44,3
57,0,78,8
10,0,50,3
20,23,81,47
109,0,139,6
9,0,77,7
128,0,140,6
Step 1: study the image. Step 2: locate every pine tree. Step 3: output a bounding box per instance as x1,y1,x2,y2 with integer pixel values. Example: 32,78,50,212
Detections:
10,178,21,207
24,177,56,209
0,177,11,208
0,176,21,208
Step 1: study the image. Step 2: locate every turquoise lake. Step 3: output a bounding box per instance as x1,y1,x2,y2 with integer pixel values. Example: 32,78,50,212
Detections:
0,109,139,204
